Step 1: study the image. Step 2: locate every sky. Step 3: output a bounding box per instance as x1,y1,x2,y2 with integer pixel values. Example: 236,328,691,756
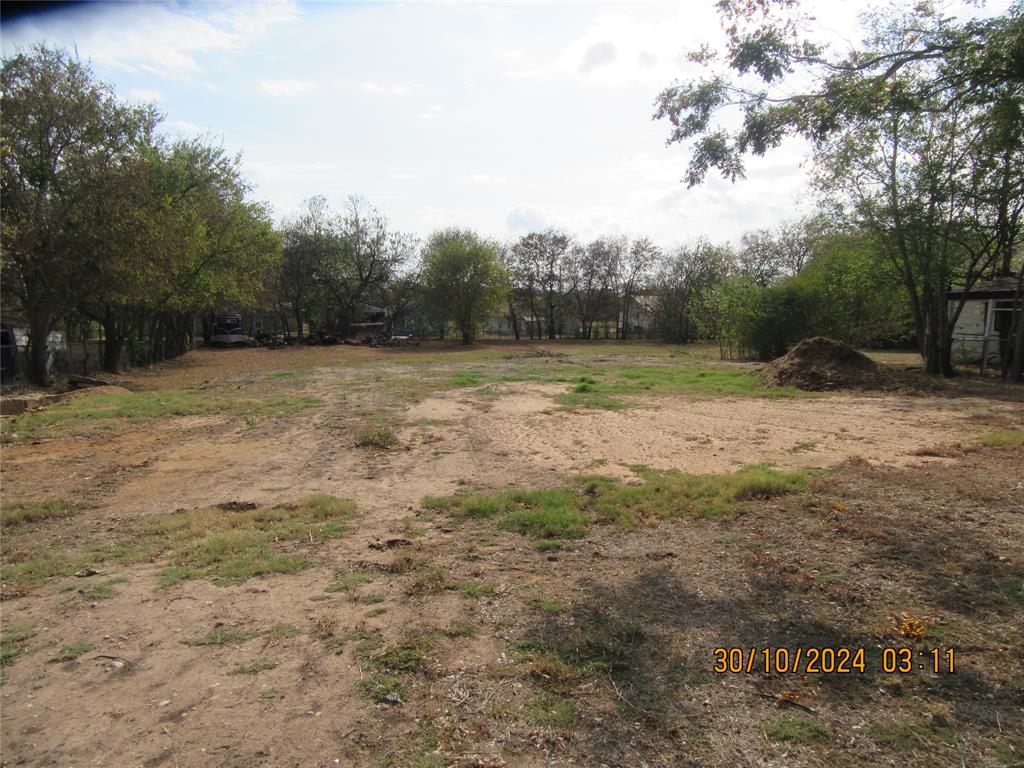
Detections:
1,0,1012,247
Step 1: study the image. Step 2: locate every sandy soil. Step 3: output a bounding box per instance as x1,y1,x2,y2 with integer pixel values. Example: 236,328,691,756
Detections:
1,343,1021,768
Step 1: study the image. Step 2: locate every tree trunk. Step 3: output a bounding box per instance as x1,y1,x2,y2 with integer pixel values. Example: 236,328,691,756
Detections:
27,315,52,386
462,330,472,345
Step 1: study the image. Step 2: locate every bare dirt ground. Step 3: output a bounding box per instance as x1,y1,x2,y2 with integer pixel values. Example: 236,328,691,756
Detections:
1,341,1022,768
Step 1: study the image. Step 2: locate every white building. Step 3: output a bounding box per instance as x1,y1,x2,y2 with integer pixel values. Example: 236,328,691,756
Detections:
947,277,1021,372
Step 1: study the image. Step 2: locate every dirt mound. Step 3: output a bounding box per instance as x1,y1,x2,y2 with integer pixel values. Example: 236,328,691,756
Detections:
764,337,889,391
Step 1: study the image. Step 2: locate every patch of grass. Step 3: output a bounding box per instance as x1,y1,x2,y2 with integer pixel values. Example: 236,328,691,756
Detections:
49,641,92,663
426,465,807,542
441,620,476,638
265,623,301,643
358,672,406,703
1,499,81,529
444,372,483,388
228,658,278,675
764,716,830,743
869,719,956,751
1,547,78,590
535,540,562,552
554,364,807,410
374,635,436,673
451,579,494,599
0,622,35,666
183,626,258,647
356,425,399,450
76,576,128,600
2,390,322,441
137,494,357,586
408,564,449,595
530,598,569,614
527,693,576,729
326,570,374,593
979,428,1024,447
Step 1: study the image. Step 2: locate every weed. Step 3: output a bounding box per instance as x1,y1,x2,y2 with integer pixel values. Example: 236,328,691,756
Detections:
408,565,449,595
441,620,476,638
184,627,258,647
326,570,374,593
527,693,576,729
451,579,494,599
0,622,34,666
979,428,1024,447
76,576,128,600
265,623,301,643
358,673,405,703
1,499,81,529
374,635,435,673
356,425,398,450
764,717,830,743
311,614,339,639
530,598,569,614
49,642,93,663
228,658,278,675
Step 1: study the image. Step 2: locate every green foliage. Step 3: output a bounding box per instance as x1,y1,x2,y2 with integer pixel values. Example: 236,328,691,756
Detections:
979,429,1024,447
355,425,399,450
527,693,577,729
358,673,406,703
421,229,509,343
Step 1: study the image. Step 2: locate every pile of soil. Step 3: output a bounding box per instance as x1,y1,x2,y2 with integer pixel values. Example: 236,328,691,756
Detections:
764,337,891,391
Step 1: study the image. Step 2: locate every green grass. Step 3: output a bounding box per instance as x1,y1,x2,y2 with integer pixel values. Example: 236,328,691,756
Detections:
553,365,808,410
2,390,322,441
228,658,278,675
183,626,259,647
527,693,577,729
265,623,301,642
140,494,357,586
425,465,807,541
451,578,495,599
764,717,830,743
326,570,374,593
76,576,128,600
979,428,1024,447
440,620,476,638
530,598,569,614
49,641,92,663
1,499,82,529
0,622,35,666
355,425,399,449
374,635,436,673
358,672,405,703
444,372,484,387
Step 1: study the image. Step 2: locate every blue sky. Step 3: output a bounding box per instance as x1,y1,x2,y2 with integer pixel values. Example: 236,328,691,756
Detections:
2,1,1010,246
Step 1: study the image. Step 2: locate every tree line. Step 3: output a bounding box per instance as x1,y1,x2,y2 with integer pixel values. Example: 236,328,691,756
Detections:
3,4,1022,387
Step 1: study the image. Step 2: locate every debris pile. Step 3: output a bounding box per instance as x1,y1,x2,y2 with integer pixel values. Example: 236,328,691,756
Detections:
763,337,889,391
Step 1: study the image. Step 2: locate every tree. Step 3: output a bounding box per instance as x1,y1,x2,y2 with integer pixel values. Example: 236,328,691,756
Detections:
279,196,333,341
421,230,508,344
654,1,1024,377
511,230,571,339
651,239,733,343
1,45,158,383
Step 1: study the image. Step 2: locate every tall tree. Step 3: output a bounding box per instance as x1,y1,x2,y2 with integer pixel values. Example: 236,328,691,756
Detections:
421,230,508,344
1,45,158,383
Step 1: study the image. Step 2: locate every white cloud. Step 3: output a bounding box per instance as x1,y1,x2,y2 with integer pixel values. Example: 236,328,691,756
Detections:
167,120,205,135
506,204,554,235
259,79,316,96
1,1,299,79
461,174,509,187
130,88,163,102
418,103,442,121
578,41,616,74
361,81,414,96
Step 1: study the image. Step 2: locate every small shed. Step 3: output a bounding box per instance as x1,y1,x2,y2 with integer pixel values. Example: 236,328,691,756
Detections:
947,276,1021,372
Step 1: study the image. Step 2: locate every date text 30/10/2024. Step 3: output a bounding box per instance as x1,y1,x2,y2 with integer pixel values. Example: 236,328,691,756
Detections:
712,647,957,675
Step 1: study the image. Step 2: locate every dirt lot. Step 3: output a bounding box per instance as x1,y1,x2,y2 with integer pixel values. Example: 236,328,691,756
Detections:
1,341,1022,767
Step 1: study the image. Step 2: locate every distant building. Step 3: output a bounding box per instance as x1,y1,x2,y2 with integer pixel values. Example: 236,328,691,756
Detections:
947,276,1021,372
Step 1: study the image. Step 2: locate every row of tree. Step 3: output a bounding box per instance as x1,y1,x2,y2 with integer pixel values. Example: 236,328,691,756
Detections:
2,46,278,385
